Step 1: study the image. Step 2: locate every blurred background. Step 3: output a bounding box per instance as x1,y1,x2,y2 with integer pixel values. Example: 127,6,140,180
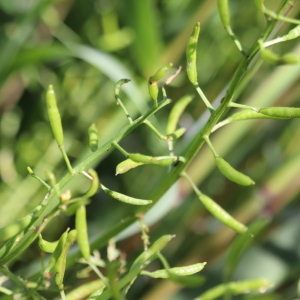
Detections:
0,0,300,299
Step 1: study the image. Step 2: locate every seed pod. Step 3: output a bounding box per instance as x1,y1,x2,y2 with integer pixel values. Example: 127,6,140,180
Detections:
55,229,77,289
88,123,98,152
142,262,206,279
198,193,248,234
254,0,264,11
215,156,255,186
217,0,230,28
283,24,300,41
46,85,64,147
38,234,59,253
128,153,181,166
149,64,173,83
148,82,159,101
0,215,32,242
130,235,175,271
228,109,290,121
84,169,99,198
166,128,186,141
195,278,273,300
166,94,194,135
186,22,200,85
259,107,300,118
100,184,152,205
260,47,299,65
76,205,90,261
115,159,145,175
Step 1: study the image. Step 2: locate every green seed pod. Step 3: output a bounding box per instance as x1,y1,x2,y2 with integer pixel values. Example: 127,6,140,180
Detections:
38,234,59,253
228,109,290,121
128,153,181,166
149,63,173,83
130,235,175,271
148,82,159,101
166,94,194,135
260,47,299,65
142,262,206,279
115,159,145,175
46,85,64,147
186,22,200,85
259,107,300,118
198,193,248,234
195,278,273,300
215,156,255,186
217,0,230,28
84,169,99,198
166,128,186,141
88,123,98,152
254,0,264,11
0,215,32,242
45,229,69,275
284,24,300,41
100,184,152,205
76,205,90,261
55,229,77,289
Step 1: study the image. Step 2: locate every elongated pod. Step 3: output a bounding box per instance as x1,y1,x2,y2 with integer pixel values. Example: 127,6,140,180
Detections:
115,159,145,175
217,0,230,28
88,123,98,152
215,156,255,186
142,262,206,279
186,23,200,85
128,153,184,166
38,234,59,253
46,85,64,147
259,107,300,118
76,205,90,261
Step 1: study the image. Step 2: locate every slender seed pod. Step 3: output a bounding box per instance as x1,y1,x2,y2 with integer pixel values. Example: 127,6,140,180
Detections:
198,193,248,234
38,234,59,253
100,184,152,205
115,159,145,175
130,235,175,271
0,215,32,242
215,156,255,186
45,229,69,275
84,169,99,198
46,85,64,147
195,278,273,300
88,123,98,152
228,109,290,122
75,205,90,261
260,47,299,65
128,153,184,166
259,107,300,118
55,229,77,289
141,262,206,279
166,94,194,135
186,22,200,85
217,0,230,28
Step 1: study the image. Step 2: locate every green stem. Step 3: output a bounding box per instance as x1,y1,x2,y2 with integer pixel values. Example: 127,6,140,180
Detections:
203,136,218,157
59,146,73,174
112,142,129,157
228,103,259,112
195,85,215,113
143,120,169,141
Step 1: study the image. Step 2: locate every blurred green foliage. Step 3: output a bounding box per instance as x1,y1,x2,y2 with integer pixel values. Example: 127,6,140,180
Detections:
0,0,300,299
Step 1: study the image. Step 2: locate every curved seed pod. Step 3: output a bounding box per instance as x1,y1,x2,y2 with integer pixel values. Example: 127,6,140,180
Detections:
55,229,77,289
195,278,273,300
128,153,182,166
46,85,64,147
0,215,32,242
100,184,152,205
217,0,230,28
115,159,145,175
38,234,59,253
198,193,248,234
149,63,173,82
130,235,175,271
166,94,194,135
259,107,300,118
215,156,255,186
186,22,200,85
88,123,98,152
142,262,206,279
84,169,99,198
76,205,90,261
